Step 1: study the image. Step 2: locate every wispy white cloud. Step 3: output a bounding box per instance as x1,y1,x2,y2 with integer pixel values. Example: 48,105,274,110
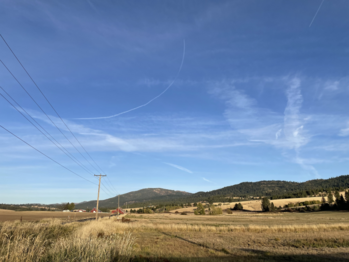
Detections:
164,162,193,174
339,122,349,137
324,80,339,91
202,177,211,183
283,77,308,150
294,157,320,178
209,77,320,177
12,108,248,155
275,129,282,140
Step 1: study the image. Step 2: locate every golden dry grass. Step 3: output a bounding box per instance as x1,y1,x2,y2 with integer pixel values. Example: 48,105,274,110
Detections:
0,218,134,262
1,210,349,261
125,211,349,261
0,210,112,222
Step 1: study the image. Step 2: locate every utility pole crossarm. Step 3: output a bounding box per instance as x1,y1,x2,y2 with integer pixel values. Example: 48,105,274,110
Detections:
94,174,107,221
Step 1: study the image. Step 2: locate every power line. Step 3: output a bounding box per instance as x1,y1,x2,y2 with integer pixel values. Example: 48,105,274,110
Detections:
0,34,105,174
0,34,119,197
0,88,116,198
0,59,101,175
0,122,115,198
0,86,94,176
106,176,119,195
0,124,97,185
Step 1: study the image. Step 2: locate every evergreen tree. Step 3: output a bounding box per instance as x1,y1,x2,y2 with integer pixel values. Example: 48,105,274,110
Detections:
338,195,346,209
321,195,326,204
261,197,271,212
270,202,275,212
335,190,340,201
328,192,334,204
233,203,243,210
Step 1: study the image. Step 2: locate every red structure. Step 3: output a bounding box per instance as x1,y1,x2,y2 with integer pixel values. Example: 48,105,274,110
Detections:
111,208,125,214
90,207,101,213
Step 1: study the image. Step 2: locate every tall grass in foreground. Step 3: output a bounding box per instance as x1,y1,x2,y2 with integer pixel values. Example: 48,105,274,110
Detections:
0,219,134,262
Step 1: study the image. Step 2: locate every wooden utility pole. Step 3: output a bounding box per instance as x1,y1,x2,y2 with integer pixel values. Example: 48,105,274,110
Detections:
117,195,120,217
94,174,106,221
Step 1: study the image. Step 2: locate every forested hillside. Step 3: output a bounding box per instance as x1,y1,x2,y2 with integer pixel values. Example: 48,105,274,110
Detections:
75,188,191,209
75,175,349,209
124,175,349,208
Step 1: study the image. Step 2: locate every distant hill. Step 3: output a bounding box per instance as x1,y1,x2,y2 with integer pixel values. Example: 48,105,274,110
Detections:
178,175,349,203
75,174,349,209
75,188,191,209
198,175,349,198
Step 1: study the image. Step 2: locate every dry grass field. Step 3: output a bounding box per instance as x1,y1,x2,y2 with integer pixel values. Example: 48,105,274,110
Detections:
0,209,112,222
125,194,346,214
1,210,349,261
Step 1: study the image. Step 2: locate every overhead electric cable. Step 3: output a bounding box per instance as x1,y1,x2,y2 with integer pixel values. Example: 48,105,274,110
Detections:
0,124,96,185
0,86,95,176
0,59,101,175
0,34,118,195
0,88,114,197
106,176,118,195
0,34,105,174
101,183,115,197
0,115,113,197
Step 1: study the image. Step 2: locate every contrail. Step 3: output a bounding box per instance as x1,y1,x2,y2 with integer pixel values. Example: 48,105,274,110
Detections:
77,40,186,120
309,0,325,27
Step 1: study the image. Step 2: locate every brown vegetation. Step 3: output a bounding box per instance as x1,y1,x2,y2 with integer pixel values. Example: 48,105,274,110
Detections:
1,211,349,261
0,210,111,222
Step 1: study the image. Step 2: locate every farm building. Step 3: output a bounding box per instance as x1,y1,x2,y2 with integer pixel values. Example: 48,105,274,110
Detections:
90,208,101,213
72,209,86,212
111,208,125,214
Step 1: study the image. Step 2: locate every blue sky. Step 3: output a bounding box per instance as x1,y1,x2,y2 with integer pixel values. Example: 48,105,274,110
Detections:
1,0,349,204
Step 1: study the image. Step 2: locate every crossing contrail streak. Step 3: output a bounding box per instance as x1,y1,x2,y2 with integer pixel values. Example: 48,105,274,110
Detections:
77,40,186,120
309,0,325,27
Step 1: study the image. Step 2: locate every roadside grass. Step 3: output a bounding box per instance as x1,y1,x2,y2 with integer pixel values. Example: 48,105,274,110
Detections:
0,218,134,262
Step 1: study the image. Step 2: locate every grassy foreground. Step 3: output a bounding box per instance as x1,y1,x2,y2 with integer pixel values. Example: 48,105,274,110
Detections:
1,212,349,261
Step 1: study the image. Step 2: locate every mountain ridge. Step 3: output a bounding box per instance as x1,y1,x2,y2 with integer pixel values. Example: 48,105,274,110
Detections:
75,188,191,209
75,175,349,209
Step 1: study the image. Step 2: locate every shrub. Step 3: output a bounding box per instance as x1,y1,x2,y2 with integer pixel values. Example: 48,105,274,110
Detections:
194,203,205,215
181,212,187,215
209,207,223,215
143,208,153,214
233,203,243,210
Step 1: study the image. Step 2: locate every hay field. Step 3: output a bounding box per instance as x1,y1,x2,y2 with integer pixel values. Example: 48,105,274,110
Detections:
122,211,349,261
1,211,349,261
0,210,112,222
158,193,344,213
